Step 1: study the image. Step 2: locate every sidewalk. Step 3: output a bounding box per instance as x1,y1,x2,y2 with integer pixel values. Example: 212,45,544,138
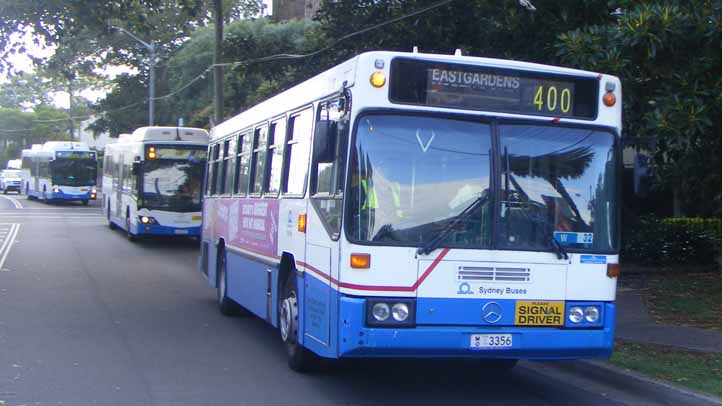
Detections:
616,274,722,353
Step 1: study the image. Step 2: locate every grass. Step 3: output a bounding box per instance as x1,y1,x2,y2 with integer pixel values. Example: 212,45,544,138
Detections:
610,340,722,398
644,272,722,330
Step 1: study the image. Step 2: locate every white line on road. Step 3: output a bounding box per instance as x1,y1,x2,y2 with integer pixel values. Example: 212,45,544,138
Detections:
0,194,23,209
0,223,19,271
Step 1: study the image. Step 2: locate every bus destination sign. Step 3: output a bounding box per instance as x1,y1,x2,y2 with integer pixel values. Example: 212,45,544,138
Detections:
55,151,95,160
389,58,598,119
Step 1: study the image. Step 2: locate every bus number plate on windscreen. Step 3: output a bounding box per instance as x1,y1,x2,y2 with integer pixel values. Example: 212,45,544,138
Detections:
470,334,512,349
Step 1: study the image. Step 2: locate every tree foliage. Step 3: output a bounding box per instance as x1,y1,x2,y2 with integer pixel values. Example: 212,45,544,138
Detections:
91,18,319,135
556,1,722,216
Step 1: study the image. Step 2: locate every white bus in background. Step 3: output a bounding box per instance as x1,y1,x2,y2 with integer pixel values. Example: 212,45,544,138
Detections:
21,141,98,205
1,160,29,194
199,50,622,371
6,159,22,169
103,127,209,241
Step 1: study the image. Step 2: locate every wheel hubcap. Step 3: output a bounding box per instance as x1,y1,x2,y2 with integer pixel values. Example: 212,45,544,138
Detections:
280,293,297,343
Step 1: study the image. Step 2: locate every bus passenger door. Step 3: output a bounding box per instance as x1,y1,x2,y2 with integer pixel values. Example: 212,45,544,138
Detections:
302,98,348,357
115,153,123,218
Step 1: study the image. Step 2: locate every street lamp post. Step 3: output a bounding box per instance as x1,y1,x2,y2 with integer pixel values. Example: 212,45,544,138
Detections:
111,26,156,126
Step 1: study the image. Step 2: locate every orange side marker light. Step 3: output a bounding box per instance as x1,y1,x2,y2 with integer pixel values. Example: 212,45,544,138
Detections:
607,263,620,279
297,213,307,233
350,253,371,269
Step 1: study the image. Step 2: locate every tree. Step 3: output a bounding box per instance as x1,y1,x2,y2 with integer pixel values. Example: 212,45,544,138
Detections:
555,1,722,216
0,71,54,108
314,0,615,66
90,18,319,134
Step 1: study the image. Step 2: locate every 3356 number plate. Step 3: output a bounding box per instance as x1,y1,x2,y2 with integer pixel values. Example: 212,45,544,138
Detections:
470,334,512,349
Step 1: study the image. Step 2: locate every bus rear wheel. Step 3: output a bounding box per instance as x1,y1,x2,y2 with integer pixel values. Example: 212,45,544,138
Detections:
280,273,316,372
107,204,117,230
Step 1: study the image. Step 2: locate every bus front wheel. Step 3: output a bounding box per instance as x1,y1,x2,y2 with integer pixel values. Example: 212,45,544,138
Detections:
280,273,316,372
125,215,138,242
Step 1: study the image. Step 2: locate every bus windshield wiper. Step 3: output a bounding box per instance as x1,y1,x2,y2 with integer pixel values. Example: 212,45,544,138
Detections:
416,195,487,256
548,235,569,260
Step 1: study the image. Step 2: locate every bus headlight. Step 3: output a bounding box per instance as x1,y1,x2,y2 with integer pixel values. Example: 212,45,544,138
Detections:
366,298,416,327
53,187,61,194
139,216,158,224
372,303,390,321
584,306,600,323
391,303,409,322
568,306,584,323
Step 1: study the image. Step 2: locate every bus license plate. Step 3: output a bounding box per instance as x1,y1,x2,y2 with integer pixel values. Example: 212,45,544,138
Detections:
470,334,512,349
174,229,189,235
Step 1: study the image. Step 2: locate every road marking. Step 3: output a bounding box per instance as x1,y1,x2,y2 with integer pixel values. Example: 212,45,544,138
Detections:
0,224,19,271
0,195,22,209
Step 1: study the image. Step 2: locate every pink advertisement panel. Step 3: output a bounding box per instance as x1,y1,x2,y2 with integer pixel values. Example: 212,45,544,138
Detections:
205,198,279,257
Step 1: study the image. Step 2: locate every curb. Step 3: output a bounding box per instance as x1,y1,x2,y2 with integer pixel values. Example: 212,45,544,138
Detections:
556,359,722,405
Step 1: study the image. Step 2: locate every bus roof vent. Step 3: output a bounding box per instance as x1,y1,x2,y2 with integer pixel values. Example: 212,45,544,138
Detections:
412,46,419,53
454,49,462,56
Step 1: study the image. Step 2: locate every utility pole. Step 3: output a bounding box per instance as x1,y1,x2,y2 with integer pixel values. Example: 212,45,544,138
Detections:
213,0,224,126
149,41,156,126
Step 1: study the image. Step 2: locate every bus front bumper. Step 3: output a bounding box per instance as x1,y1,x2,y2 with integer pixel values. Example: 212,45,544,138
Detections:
337,297,615,360
49,190,92,201
136,223,201,237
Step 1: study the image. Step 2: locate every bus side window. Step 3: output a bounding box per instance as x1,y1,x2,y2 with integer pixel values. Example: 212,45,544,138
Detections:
210,144,220,195
283,108,313,196
265,118,286,196
204,145,212,196
250,125,268,195
235,132,252,196
224,138,236,195
216,141,227,194
219,140,230,194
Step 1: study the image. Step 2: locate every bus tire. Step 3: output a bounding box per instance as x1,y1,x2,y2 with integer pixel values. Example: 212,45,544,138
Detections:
107,204,117,230
280,272,316,372
216,248,241,316
81,199,89,206
126,215,138,242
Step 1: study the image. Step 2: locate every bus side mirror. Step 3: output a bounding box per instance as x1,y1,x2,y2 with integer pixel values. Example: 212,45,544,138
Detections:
131,162,140,175
313,120,337,164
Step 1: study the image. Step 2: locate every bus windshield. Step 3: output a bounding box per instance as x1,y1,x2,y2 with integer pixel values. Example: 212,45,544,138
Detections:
499,125,618,252
141,159,204,212
346,114,618,253
51,158,97,186
347,114,492,248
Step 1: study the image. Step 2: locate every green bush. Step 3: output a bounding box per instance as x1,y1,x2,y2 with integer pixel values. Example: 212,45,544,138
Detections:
622,216,719,266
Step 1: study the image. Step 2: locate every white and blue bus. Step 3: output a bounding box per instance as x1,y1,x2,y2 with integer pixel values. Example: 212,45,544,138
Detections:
199,50,622,371
103,127,209,240
21,142,98,205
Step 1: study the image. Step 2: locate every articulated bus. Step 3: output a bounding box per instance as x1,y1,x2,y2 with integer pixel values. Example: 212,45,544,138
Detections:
21,142,98,205
200,50,622,371
103,127,209,240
